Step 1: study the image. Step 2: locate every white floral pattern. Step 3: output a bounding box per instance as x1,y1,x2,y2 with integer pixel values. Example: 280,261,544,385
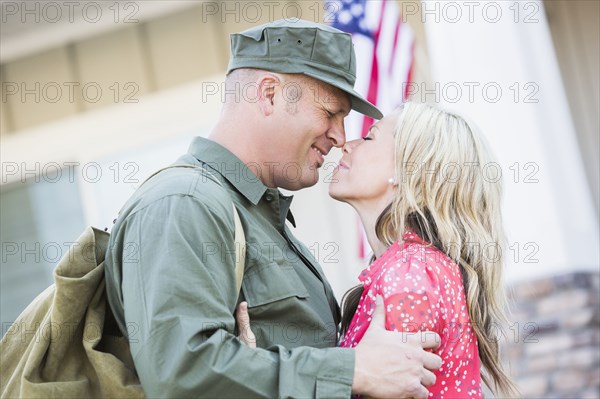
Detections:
340,230,483,398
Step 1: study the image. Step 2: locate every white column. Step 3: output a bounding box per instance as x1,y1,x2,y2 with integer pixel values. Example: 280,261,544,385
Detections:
420,0,598,282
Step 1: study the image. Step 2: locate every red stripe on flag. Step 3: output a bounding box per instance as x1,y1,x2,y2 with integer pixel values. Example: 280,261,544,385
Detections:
389,15,401,75
404,41,415,100
361,56,378,135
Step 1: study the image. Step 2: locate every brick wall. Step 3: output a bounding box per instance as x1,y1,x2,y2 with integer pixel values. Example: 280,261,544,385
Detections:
504,271,599,398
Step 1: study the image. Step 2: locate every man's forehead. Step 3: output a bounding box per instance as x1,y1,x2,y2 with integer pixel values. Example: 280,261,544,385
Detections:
312,80,351,111
281,73,351,112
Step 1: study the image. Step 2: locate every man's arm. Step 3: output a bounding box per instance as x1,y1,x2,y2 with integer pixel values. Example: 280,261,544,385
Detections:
238,297,442,399
111,192,355,398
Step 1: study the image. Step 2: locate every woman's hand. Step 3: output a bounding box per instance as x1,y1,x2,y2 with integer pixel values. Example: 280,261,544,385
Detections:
235,301,256,348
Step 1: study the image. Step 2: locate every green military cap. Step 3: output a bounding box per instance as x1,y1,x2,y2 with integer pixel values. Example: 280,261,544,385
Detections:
227,19,383,120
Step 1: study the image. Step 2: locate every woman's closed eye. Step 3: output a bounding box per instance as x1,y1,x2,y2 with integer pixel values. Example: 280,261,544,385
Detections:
364,126,377,140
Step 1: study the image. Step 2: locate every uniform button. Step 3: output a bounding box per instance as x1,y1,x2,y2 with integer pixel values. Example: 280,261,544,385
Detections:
265,193,274,202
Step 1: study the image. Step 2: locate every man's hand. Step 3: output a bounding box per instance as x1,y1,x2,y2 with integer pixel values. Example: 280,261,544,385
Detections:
236,301,256,348
352,296,442,399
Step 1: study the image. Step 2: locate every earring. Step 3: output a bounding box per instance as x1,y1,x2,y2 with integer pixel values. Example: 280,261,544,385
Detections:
388,177,397,185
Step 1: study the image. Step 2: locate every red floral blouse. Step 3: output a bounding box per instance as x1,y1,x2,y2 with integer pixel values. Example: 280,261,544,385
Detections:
340,230,483,398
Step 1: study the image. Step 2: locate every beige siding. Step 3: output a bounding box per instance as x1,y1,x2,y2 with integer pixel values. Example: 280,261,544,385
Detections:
73,25,151,110
144,7,224,90
3,47,78,130
1,66,11,135
0,99,8,135
214,1,293,39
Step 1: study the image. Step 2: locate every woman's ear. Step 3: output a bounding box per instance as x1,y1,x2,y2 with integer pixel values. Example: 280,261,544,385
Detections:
257,74,280,116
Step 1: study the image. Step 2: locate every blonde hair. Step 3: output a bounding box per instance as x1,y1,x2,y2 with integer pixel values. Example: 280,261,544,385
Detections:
342,102,518,396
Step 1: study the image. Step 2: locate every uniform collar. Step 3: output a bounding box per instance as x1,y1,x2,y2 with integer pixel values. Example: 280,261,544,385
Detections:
188,137,266,204
278,192,296,228
187,137,296,227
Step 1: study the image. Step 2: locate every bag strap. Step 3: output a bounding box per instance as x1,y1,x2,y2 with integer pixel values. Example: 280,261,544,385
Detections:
136,164,246,292
232,202,245,294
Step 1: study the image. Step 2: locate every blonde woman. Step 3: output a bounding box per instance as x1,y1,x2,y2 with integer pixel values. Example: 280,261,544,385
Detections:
238,102,517,397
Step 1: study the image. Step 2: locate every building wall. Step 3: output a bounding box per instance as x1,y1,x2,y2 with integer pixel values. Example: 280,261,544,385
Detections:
505,271,600,398
0,2,249,132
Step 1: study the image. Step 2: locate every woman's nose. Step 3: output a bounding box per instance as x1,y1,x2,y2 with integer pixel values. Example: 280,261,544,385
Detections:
342,139,362,154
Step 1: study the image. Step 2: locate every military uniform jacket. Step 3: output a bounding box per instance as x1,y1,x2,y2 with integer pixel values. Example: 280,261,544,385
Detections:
104,137,354,398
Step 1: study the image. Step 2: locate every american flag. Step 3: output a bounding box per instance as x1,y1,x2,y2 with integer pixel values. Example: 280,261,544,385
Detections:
330,0,415,259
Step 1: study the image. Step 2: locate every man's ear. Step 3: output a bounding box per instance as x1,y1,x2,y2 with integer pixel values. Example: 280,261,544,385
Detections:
257,74,280,116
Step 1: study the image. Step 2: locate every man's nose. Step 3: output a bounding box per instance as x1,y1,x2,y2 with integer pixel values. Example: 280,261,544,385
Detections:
327,119,346,148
